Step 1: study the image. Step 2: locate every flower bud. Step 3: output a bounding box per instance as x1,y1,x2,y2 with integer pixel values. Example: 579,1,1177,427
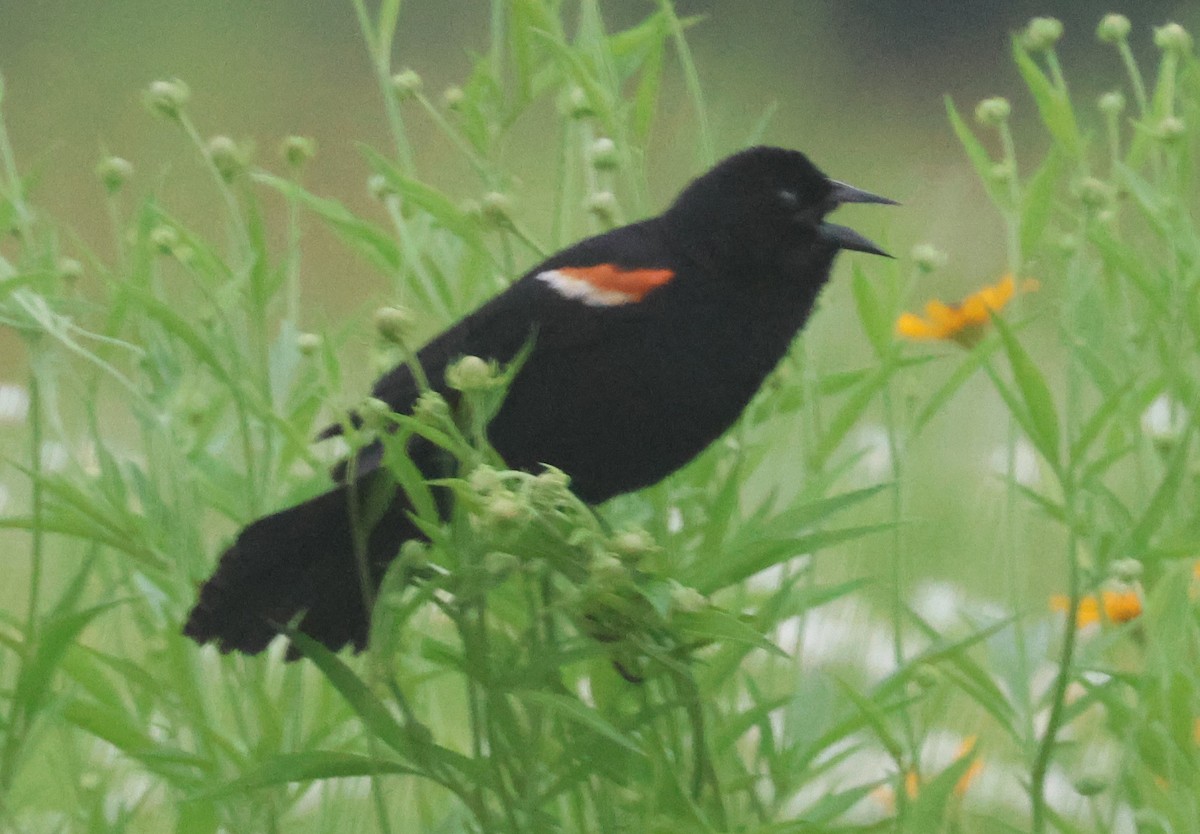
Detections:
398,538,430,570
988,161,1015,185
1076,177,1113,208
469,464,505,495
484,550,520,576
1096,14,1131,43
368,173,394,201
974,96,1011,126
149,224,179,254
373,305,414,344
565,86,594,119
480,191,513,227
1097,90,1125,117
1073,774,1108,796
910,243,947,273
589,137,618,170
1154,23,1192,54
281,135,316,168
610,528,655,560
296,332,322,355
358,396,393,433
1110,558,1143,584
1156,116,1185,143
531,466,572,505
590,553,625,583
1023,17,1064,52
96,156,133,194
441,85,464,110
390,68,423,100
669,583,706,614
206,135,245,181
483,492,526,525
57,257,84,283
585,191,618,224
145,78,190,120
413,390,451,425
445,355,498,392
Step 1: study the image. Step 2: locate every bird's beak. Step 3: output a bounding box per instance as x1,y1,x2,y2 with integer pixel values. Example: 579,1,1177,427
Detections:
822,179,898,258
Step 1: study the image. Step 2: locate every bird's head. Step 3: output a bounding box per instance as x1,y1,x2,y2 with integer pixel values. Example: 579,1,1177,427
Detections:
662,146,896,277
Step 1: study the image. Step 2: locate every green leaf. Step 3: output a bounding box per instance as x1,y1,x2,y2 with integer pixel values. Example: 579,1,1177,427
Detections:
1020,148,1065,254
13,602,123,726
990,313,1061,471
851,263,893,359
361,148,489,254
197,752,419,799
285,631,413,759
516,690,645,755
1012,38,1083,158
691,522,895,594
673,608,786,657
254,173,402,273
945,96,1004,206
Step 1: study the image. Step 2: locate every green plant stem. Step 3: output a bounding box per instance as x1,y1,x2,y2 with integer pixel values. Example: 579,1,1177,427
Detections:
655,0,714,165
1116,40,1150,116
351,0,415,171
1030,524,1081,834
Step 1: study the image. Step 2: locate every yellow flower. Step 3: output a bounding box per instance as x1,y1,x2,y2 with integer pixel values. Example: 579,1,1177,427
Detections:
1050,590,1143,627
896,274,1036,347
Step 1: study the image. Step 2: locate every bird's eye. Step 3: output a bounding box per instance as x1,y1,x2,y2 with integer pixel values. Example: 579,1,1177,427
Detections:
777,189,799,208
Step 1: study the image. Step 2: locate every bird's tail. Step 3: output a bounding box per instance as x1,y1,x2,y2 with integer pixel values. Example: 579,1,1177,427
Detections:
183,475,415,658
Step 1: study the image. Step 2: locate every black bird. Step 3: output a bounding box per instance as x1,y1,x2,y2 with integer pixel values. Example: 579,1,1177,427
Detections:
184,146,895,656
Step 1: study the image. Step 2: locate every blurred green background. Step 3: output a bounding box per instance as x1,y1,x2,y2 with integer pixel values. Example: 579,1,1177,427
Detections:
2,0,1194,326
0,0,1196,596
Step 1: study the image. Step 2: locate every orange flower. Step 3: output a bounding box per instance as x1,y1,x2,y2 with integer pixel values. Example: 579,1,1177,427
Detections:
872,736,982,812
1050,589,1143,627
896,274,1037,347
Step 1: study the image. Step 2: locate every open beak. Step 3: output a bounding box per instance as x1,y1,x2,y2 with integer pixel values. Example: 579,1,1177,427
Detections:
821,179,898,258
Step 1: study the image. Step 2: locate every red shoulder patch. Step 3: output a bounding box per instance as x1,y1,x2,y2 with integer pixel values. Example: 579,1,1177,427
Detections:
536,264,675,306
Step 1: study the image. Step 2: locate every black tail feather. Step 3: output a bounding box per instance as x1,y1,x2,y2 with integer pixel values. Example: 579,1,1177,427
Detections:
183,478,417,657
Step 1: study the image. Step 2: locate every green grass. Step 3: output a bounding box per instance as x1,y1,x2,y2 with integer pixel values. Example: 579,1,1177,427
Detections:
1,5,1199,832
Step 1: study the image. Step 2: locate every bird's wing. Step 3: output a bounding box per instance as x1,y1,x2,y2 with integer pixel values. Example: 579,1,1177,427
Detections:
318,219,678,438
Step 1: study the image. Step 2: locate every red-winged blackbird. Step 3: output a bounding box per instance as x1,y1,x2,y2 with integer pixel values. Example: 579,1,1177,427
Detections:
184,146,895,657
